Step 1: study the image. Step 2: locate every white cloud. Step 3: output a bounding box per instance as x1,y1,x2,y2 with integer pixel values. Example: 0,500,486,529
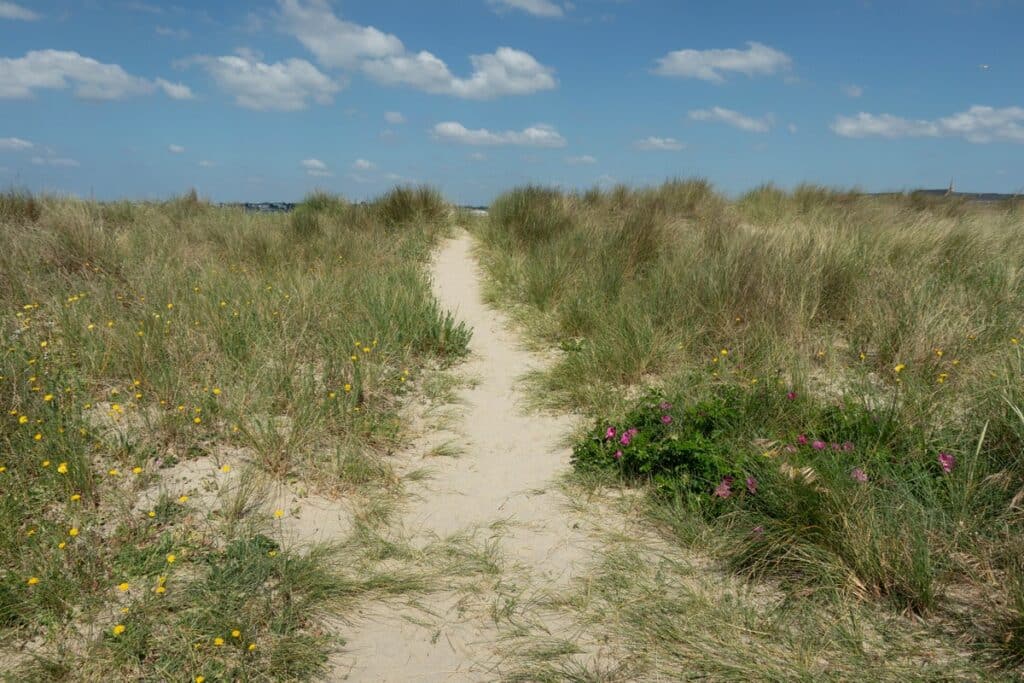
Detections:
633,136,684,151
155,78,194,100
0,136,32,150
280,0,555,99
842,83,863,98
489,0,564,17
363,46,556,99
198,160,215,167
301,158,332,176
193,52,341,111
0,1,39,20
0,50,191,101
653,42,792,83
32,156,79,167
278,0,404,69
384,110,405,124
168,144,185,154
155,26,190,40
689,106,773,133
433,121,566,147
0,49,160,100
565,154,597,165
352,158,375,170
832,106,1024,143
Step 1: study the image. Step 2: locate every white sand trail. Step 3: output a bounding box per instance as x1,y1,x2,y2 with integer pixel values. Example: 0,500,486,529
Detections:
336,232,589,681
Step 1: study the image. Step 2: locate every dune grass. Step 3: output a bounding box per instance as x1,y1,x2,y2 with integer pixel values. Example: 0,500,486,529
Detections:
0,187,470,679
473,180,1024,675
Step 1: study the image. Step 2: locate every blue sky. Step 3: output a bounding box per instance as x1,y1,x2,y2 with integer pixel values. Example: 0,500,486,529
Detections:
1,0,1022,204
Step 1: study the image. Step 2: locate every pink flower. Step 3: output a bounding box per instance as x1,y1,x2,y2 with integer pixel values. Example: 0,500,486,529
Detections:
605,426,616,440
613,450,622,460
619,428,638,446
713,476,734,498
831,443,842,451
661,415,673,425
842,441,855,452
851,467,868,483
812,440,826,450
786,391,797,401
938,452,956,474
659,401,673,410
797,434,808,445
745,476,758,494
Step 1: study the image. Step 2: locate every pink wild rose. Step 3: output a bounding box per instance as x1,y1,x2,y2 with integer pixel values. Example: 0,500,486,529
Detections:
812,440,827,451
797,434,808,445
938,452,956,474
605,426,617,440
661,415,673,425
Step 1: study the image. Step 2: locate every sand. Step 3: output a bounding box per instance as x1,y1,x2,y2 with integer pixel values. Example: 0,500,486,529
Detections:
334,232,590,681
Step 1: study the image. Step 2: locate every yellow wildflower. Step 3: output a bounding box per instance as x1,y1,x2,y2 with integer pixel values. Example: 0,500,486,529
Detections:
274,509,284,518
178,495,189,503
69,528,79,537
118,582,130,592
213,637,224,647
220,464,231,473
27,577,39,586
71,494,81,501
112,624,126,636
57,462,68,474
894,364,906,373
43,394,53,402
166,553,176,564
132,466,143,474
231,629,241,638
19,415,28,424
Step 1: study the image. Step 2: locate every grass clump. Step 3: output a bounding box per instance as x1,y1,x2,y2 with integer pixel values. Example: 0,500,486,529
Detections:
475,179,1024,674
0,187,469,679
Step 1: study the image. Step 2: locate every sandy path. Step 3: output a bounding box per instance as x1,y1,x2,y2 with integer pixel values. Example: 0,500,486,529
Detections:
337,231,589,681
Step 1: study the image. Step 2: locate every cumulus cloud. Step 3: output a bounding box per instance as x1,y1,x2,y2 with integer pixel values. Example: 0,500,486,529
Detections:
384,111,405,124
168,144,185,153
842,83,863,98
301,158,332,176
689,106,773,133
0,49,192,101
488,0,565,17
280,0,556,99
0,136,32,150
432,121,566,147
0,50,156,99
0,1,39,20
653,42,792,83
155,78,194,99
352,158,375,170
278,0,404,68
192,51,341,111
831,106,1024,143
565,154,597,165
633,136,684,151
363,46,556,99
32,156,79,167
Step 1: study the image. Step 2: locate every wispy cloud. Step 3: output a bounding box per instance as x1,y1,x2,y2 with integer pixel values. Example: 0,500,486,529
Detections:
488,0,565,18
565,154,597,165
842,83,864,98
689,106,773,133
198,160,215,167
653,42,792,83
0,136,33,150
155,26,190,40
433,121,566,147
633,136,684,151
384,111,405,124
0,1,41,20
352,158,375,170
168,144,185,154
831,105,1024,143
32,156,79,167
155,78,194,100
